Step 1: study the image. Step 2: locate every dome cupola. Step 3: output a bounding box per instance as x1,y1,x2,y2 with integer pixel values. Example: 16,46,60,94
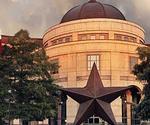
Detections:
61,0,126,23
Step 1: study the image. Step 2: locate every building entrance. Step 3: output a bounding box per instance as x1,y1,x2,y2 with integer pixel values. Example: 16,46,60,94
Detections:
83,115,108,125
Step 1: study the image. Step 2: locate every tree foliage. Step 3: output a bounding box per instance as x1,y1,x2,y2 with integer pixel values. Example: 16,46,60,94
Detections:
0,41,14,124
0,29,60,123
133,46,150,120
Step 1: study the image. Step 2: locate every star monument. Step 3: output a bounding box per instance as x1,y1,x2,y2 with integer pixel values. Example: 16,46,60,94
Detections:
61,63,137,125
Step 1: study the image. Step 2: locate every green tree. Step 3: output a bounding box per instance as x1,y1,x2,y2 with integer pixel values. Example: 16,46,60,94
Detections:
0,44,13,124
133,46,150,120
0,30,60,124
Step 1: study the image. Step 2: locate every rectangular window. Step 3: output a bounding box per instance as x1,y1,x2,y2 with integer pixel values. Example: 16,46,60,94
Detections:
87,34,97,40
89,118,93,123
78,34,87,41
90,34,96,40
99,33,109,40
114,34,137,43
87,34,99,40
100,35,105,40
87,55,100,70
51,36,72,46
129,56,138,72
57,38,63,44
114,34,122,40
65,36,72,42
78,33,109,41
129,37,137,42
124,36,129,41
94,118,99,123
51,40,57,45
50,59,59,74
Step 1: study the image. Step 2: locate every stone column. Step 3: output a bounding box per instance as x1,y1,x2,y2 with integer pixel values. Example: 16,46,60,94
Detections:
57,103,62,125
49,117,54,125
61,94,67,125
122,94,127,124
126,90,132,125
57,93,67,125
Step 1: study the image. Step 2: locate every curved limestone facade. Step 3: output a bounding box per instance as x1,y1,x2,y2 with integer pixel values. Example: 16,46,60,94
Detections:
43,19,145,124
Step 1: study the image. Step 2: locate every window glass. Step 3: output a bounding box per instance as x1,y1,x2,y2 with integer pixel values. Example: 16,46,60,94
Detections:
114,34,137,43
78,33,108,41
65,36,71,42
89,118,93,123
57,38,63,44
114,34,122,40
87,55,100,70
85,116,105,124
78,34,87,41
91,55,96,60
130,37,137,42
129,57,138,72
51,40,57,45
100,33,109,40
94,118,99,123
50,59,59,74
124,36,129,41
51,35,72,46
90,35,96,40
100,35,105,40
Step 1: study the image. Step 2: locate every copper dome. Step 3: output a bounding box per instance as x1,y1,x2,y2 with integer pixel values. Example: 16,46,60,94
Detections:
61,0,126,23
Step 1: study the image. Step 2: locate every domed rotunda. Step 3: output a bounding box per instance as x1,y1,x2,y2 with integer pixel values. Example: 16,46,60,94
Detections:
43,0,145,124
61,0,125,23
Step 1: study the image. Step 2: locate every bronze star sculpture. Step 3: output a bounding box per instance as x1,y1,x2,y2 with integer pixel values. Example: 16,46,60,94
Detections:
61,63,138,125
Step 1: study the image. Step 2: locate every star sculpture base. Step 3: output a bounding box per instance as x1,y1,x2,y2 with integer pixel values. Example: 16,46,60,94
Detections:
61,63,139,125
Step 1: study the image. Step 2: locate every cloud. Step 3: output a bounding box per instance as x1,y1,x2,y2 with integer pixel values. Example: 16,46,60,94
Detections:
0,0,149,42
11,0,18,2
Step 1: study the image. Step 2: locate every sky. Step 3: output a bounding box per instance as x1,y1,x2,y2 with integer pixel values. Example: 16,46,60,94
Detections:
0,0,150,42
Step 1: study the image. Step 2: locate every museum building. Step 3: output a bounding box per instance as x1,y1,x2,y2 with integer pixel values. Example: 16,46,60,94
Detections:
0,0,149,125
43,0,146,124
